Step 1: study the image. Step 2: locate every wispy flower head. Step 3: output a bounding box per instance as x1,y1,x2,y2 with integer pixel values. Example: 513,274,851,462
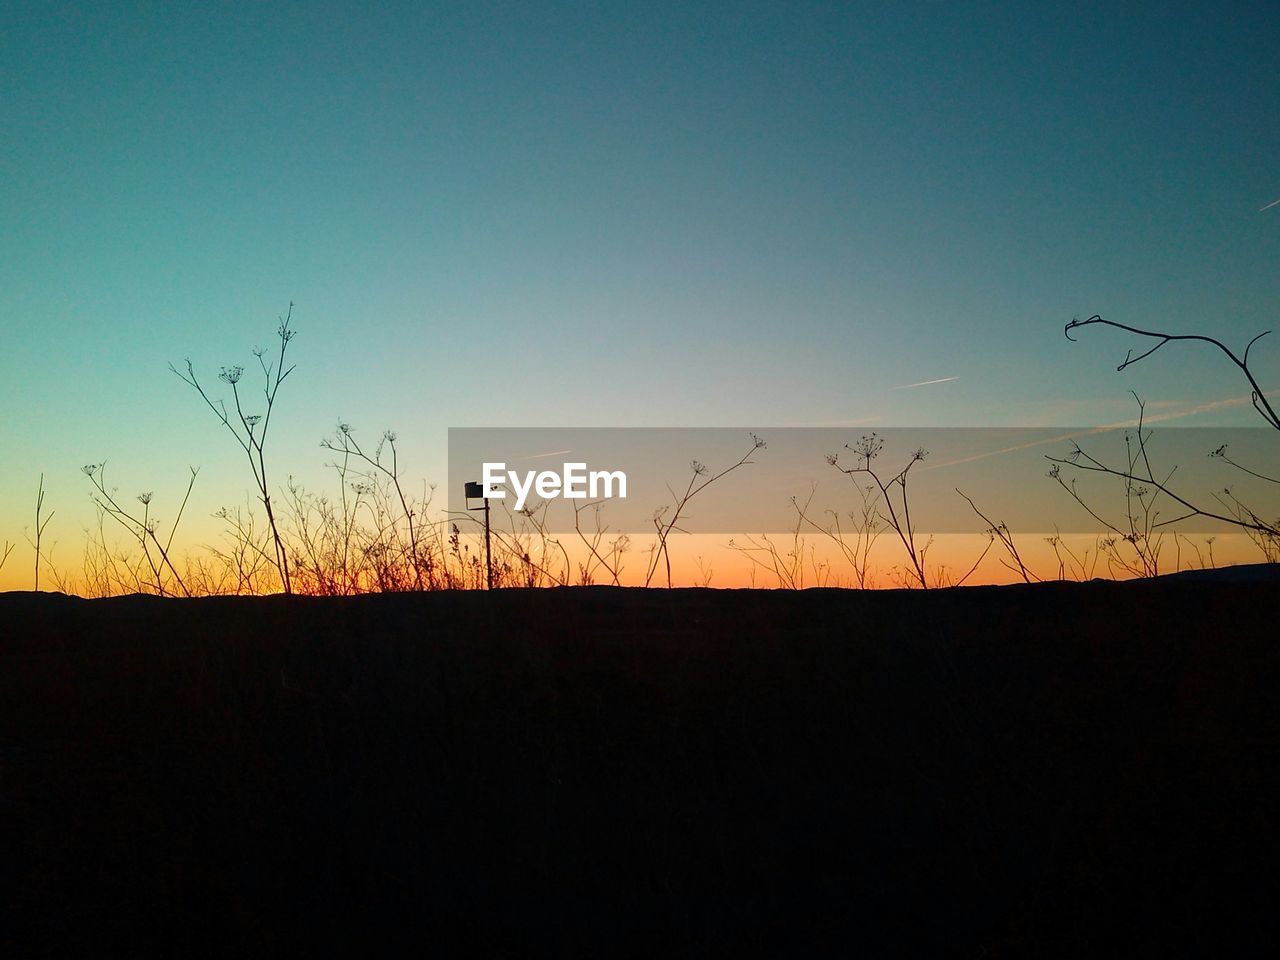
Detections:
850,433,884,461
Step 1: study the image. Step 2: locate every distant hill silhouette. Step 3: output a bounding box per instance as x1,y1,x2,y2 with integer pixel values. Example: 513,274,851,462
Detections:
1149,561,1280,583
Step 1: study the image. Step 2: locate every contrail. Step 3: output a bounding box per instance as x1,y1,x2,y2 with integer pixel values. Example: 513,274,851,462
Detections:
517,448,573,461
1114,393,1256,426
1260,198,1280,213
920,429,1098,472
920,391,1264,473
892,376,958,390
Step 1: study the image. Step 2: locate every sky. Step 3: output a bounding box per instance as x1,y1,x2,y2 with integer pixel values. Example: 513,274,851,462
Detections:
2,0,1277,589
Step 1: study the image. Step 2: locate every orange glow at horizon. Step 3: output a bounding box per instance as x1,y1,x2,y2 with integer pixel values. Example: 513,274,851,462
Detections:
1,531,1265,595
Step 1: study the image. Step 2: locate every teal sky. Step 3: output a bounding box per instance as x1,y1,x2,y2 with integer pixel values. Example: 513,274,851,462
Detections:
2,1,1277,569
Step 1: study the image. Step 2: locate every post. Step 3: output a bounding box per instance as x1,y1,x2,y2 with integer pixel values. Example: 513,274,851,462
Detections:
483,494,493,590
465,480,495,591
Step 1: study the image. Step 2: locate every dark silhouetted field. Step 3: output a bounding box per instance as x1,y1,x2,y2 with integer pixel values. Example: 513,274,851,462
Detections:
3,572,1278,955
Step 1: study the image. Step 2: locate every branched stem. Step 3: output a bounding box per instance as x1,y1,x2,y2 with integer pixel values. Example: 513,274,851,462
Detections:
644,434,765,588
829,434,930,588
1065,315,1279,430
171,303,296,592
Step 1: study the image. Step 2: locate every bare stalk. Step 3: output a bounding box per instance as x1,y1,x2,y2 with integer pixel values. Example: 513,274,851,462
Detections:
320,424,427,590
80,463,194,596
171,303,296,593
956,489,1040,583
728,487,822,589
28,474,54,591
644,434,766,588
572,498,628,586
828,433,931,589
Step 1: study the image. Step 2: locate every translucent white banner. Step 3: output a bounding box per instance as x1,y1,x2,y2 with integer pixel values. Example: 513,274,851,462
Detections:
447,427,1279,534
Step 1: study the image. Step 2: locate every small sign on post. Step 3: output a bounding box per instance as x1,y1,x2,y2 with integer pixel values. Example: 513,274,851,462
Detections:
464,481,493,590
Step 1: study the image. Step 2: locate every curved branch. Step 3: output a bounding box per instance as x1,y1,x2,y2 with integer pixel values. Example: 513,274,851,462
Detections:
1064,315,1279,430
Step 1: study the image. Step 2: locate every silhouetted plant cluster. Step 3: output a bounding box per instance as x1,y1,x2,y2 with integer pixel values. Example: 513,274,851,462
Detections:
1050,316,1279,572
5,308,1277,595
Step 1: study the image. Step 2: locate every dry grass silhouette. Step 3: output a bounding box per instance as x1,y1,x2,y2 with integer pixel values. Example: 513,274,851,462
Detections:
4,309,1278,595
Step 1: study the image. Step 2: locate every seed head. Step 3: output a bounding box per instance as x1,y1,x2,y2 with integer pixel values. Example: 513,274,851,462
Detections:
851,433,884,461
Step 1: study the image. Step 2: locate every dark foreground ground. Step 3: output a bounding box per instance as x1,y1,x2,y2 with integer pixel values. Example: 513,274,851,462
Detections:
2,571,1278,956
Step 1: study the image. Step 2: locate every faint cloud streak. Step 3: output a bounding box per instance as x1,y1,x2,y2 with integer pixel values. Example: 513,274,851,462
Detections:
781,416,882,427
892,376,958,390
921,391,1266,473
